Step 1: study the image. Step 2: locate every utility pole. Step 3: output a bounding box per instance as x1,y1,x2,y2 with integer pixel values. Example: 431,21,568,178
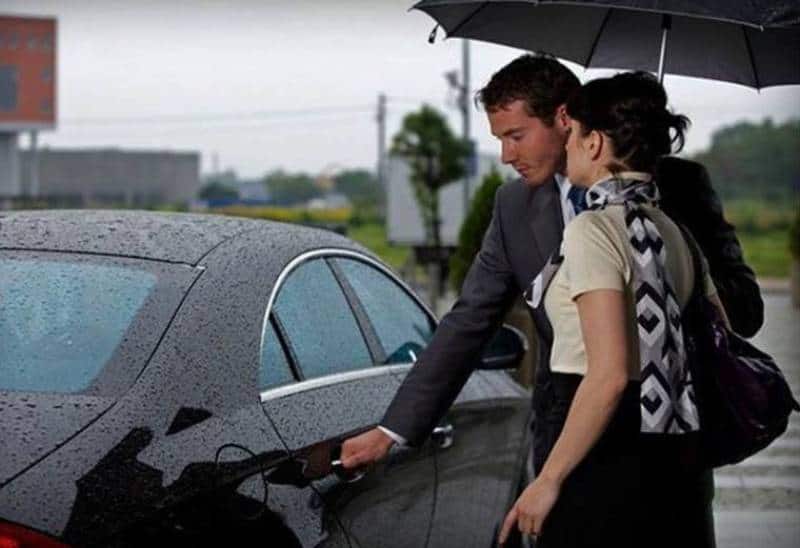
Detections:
461,39,471,218
376,92,387,208
211,151,219,176
446,41,474,219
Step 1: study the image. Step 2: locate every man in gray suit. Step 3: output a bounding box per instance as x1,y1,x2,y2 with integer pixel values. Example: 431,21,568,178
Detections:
341,55,763,477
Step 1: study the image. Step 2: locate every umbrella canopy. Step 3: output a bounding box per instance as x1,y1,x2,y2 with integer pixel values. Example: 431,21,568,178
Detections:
414,0,800,89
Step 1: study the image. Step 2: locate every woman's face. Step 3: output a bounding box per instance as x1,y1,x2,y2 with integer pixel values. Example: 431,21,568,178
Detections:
564,118,595,187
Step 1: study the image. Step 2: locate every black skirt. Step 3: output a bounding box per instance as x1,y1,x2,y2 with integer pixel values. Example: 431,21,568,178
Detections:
535,373,716,548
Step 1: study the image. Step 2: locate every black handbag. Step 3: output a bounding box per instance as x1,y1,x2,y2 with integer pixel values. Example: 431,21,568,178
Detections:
679,227,799,468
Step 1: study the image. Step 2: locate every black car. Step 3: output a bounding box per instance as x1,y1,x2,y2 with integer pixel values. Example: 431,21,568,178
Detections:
0,210,531,547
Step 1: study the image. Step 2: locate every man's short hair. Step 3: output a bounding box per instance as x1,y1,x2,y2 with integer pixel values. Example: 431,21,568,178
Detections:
476,53,580,126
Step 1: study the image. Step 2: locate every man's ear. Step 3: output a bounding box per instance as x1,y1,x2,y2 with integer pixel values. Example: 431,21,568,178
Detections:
555,104,569,129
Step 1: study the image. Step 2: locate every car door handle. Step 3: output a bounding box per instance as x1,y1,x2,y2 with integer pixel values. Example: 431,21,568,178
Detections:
330,458,366,484
295,440,365,483
431,423,454,449
329,443,367,484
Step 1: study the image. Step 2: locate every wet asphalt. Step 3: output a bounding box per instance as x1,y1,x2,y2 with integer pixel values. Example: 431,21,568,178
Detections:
713,292,800,547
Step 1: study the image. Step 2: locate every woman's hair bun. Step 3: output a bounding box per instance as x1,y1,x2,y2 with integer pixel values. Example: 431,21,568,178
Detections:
566,71,690,172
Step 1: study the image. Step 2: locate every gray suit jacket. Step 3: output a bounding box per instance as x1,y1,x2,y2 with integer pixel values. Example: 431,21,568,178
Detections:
382,177,561,446
381,158,763,448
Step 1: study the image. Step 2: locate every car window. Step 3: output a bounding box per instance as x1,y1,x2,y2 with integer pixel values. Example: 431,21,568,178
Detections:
0,258,156,393
272,258,372,379
259,320,294,390
332,258,434,365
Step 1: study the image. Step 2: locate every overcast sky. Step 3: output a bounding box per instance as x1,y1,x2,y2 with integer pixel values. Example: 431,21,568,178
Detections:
4,0,799,178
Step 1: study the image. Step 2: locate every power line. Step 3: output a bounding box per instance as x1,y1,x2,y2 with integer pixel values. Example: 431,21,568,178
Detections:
388,92,482,105
58,97,472,129
60,105,375,126
48,114,373,139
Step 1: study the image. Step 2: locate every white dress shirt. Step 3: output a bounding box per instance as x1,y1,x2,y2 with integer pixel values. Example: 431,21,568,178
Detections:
378,425,408,445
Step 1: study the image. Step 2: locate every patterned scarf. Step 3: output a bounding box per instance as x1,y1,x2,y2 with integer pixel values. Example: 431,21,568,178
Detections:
524,176,700,435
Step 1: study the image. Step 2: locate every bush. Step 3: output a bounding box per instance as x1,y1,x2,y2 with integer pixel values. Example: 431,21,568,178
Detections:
725,199,794,234
198,181,238,201
791,206,800,259
348,205,384,229
449,168,505,292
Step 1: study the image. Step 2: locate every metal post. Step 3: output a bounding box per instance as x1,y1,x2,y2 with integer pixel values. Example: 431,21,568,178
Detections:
657,15,672,84
0,132,21,198
29,130,39,197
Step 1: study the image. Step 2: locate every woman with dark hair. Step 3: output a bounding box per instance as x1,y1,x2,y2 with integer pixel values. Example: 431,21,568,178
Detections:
500,72,728,547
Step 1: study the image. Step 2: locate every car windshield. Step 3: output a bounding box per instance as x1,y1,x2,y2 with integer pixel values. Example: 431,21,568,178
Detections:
0,254,194,395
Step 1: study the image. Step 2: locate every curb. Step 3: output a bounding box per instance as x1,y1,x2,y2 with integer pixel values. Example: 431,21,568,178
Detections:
758,278,790,294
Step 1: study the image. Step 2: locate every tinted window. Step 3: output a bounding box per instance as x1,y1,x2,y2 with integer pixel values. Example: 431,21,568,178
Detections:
333,258,434,364
273,259,371,379
259,321,294,389
0,258,157,393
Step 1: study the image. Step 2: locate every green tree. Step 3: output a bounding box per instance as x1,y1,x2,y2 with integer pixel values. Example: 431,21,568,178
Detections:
334,169,383,209
449,167,505,291
391,105,469,248
198,180,238,201
690,118,800,202
263,169,321,206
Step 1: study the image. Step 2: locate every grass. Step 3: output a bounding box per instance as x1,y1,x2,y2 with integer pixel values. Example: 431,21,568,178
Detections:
347,222,410,270
213,205,352,224
724,199,795,234
198,201,796,281
738,230,792,279
345,220,794,282
723,199,796,279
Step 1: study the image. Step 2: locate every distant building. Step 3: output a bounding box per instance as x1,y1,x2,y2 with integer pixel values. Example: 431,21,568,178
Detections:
17,148,200,206
307,192,351,210
0,15,57,196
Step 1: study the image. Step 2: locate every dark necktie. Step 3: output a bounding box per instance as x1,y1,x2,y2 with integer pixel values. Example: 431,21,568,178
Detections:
567,185,587,216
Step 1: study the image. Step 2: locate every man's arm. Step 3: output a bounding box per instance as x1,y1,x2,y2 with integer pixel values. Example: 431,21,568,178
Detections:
380,185,519,444
341,184,519,467
658,157,764,337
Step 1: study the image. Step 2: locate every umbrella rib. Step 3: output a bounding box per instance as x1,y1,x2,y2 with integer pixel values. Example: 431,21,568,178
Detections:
535,1,766,30
741,27,762,91
448,1,490,37
583,8,613,68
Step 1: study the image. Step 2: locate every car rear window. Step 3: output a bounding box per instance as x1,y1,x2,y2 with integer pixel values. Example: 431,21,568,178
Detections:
0,255,195,394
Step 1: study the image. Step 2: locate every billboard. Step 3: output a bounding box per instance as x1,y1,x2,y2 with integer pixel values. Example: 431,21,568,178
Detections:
0,15,56,131
386,153,516,246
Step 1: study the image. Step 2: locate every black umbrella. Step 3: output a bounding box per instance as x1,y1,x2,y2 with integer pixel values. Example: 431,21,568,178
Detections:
414,0,800,89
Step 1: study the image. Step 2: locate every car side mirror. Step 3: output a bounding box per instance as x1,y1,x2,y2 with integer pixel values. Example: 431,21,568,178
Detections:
478,324,528,370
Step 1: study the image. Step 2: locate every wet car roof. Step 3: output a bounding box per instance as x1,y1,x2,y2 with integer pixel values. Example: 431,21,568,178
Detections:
0,209,352,265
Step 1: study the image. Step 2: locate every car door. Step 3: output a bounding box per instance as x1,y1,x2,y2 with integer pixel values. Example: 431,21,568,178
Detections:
425,368,530,547
259,253,436,548
217,319,351,548
329,254,531,548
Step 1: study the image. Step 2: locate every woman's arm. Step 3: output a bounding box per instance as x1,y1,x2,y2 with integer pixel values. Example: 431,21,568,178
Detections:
499,288,629,544
538,288,630,482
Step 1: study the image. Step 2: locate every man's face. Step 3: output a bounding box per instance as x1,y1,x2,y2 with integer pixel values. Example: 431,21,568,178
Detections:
487,99,568,187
